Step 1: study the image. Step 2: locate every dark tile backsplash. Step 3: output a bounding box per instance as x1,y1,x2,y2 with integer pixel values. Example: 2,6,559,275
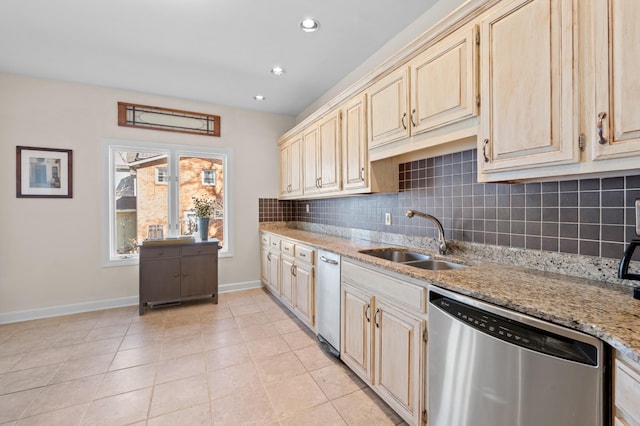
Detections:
260,149,640,260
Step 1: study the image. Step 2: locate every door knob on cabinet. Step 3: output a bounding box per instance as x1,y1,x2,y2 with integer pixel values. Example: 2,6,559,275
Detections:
597,112,607,145
482,139,490,163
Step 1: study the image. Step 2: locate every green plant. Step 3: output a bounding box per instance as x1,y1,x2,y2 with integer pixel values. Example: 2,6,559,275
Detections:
192,195,214,218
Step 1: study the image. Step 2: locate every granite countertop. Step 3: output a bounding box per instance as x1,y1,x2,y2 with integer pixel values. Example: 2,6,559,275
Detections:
261,226,640,365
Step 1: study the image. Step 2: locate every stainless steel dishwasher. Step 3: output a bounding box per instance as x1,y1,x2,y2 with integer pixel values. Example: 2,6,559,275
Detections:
428,286,607,426
316,249,341,356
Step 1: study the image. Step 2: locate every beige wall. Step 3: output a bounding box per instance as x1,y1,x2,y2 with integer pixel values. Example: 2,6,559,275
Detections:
0,73,295,319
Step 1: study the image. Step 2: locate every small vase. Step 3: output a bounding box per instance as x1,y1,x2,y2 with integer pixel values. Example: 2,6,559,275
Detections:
198,217,210,241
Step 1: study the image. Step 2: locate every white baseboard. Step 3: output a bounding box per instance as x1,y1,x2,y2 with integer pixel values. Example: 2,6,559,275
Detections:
0,281,264,325
0,296,139,325
219,280,263,293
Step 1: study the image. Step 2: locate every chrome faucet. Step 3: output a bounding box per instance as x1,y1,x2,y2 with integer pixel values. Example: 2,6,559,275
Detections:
406,209,448,255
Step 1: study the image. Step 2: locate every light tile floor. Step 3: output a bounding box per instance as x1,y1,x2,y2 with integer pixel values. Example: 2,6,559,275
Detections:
0,288,406,425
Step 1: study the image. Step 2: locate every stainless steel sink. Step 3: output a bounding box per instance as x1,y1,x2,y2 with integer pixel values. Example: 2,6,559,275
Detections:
403,259,466,271
359,248,467,271
359,249,432,263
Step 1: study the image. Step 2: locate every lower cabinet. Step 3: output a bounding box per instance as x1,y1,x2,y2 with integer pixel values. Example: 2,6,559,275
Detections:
139,241,219,315
614,351,640,426
341,260,426,426
260,232,316,330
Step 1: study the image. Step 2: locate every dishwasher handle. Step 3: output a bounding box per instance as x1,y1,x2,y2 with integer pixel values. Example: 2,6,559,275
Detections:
319,255,339,265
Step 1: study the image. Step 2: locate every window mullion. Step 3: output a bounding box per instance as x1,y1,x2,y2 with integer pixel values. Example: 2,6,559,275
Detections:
168,150,180,237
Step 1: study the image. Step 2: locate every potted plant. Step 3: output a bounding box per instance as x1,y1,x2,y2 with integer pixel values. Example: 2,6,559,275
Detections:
192,195,214,241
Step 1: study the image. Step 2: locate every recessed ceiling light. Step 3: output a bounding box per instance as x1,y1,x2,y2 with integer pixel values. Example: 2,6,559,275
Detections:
271,66,286,76
300,18,320,32
253,95,266,101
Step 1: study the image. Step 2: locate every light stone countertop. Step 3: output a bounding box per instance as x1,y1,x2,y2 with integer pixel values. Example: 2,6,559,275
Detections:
260,224,640,365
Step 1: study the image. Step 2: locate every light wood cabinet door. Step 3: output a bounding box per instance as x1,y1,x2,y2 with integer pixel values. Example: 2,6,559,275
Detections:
341,283,373,382
279,134,303,198
479,0,577,175
303,125,320,194
614,354,640,426
367,67,410,148
317,111,341,193
267,251,280,295
592,0,640,160
410,24,479,135
293,262,314,328
373,298,423,425
260,245,270,285
280,255,294,307
342,94,369,191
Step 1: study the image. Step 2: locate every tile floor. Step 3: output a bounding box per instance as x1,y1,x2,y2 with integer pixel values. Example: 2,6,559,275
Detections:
0,288,406,425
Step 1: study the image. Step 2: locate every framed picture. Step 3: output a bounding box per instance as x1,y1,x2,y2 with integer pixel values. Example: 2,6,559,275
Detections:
16,146,73,198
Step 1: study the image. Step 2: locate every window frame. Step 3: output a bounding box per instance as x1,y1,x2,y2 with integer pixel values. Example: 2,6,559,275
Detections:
101,138,233,267
201,169,216,186
155,167,169,184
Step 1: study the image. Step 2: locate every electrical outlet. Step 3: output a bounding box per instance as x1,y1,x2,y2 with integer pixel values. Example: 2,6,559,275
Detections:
306,204,310,213
385,212,391,226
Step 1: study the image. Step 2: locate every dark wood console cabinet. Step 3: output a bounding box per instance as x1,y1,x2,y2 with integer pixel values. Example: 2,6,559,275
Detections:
139,240,220,315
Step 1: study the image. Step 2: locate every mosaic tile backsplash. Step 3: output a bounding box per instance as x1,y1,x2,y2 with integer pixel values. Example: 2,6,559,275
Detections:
259,149,640,260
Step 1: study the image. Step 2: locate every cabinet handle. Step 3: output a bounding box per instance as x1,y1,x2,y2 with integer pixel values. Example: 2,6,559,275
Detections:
401,112,407,130
365,303,371,323
597,112,608,145
359,167,365,181
292,265,297,277
267,253,271,261
374,308,381,328
173,273,180,278
182,272,188,277
482,139,490,163
410,109,417,127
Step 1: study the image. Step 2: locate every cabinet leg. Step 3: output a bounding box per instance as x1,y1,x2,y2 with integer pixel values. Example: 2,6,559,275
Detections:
212,294,218,304
139,303,145,315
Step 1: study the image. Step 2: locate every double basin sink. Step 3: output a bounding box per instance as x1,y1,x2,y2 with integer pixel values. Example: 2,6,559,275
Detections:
359,248,467,271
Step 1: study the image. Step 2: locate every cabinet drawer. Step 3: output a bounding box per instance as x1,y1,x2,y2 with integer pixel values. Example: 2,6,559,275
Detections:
342,261,426,313
261,233,270,246
182,245,218,256
616,357,640,423
140,246,181,260
270,238,281,250
282,241,295,256
295,245,315,264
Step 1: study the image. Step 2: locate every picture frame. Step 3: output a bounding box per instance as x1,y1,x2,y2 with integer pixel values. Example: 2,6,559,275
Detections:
16,146,73,198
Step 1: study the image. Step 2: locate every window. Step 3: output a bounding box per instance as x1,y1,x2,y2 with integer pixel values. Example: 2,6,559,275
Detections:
202,169,216,186
102,139,232,265
155,167,169,184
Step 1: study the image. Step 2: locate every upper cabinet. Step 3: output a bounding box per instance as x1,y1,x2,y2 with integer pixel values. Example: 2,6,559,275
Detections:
410,24,479,135
279,132,303,199
591,0,640,160
342,94,369,192
478,0,578,179
367,23,480,157
303,110,341,195
367,67,411,149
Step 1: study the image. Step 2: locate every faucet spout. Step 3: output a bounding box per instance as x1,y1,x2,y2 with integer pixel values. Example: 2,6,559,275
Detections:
406,209,448,255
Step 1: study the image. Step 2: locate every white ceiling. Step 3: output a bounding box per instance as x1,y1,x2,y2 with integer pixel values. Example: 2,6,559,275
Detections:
0,0,441,116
